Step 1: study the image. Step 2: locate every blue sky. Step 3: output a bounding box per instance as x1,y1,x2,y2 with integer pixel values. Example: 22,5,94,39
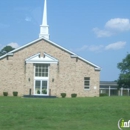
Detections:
0,0,130,81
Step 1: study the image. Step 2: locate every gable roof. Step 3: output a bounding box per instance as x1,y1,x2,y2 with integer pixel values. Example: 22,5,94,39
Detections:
0,37,101,70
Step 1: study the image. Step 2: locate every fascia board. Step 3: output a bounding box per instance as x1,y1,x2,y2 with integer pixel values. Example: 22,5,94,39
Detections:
26,61,58,64
0,37,101,69
25,53,40,61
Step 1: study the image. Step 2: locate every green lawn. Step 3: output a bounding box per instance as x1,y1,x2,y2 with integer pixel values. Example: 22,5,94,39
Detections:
0,96,129,130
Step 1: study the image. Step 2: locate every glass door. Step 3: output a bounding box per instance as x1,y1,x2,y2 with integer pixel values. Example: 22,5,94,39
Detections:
35,80,41,94
42,81,47,94
35,80,48,95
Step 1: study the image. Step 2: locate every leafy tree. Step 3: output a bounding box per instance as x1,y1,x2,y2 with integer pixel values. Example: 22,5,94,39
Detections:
117,53,130,88
0,46,14,56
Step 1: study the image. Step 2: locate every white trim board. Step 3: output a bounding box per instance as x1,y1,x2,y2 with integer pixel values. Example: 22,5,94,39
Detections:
26,52,58,64
0,37,101,70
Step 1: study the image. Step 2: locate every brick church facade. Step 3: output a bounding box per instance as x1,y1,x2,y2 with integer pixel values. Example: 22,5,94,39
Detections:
0,0,100,97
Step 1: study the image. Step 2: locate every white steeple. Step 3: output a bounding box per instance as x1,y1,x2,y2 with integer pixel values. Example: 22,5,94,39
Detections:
39,0,49,39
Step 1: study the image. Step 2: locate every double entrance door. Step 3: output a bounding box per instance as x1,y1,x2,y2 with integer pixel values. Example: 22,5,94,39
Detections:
35,80,48,95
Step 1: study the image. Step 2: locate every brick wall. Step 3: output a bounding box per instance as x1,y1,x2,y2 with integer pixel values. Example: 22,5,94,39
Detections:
0,39,100,97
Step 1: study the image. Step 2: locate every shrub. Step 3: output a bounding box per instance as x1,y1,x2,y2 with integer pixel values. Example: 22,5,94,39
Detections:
100,93,108,97
3,92,8,96
42,89,47,94
71,93,77,98
13,91,18,96
37,90,40,94
61,93,66,98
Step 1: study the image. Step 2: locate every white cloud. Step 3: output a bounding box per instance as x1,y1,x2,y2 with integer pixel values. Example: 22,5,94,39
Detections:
8,42,19,48
72,45,104,52
93,18,130,37
88,45,104,52
93,28,113,37
72,41,126,53
105,41,126,50
25,17,32,22
72,45,88,52
105,18,130,31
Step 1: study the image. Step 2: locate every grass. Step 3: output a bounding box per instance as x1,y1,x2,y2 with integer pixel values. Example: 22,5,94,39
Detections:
0,96,129,130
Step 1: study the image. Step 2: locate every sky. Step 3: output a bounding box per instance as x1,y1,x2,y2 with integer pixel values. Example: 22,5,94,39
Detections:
0,0,130,81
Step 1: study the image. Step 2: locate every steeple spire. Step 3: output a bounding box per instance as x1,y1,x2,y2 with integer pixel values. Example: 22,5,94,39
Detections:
39,0,49,39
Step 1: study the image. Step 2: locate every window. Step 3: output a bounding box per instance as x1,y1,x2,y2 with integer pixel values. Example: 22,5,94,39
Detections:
84,77,90,89
35,64,48,77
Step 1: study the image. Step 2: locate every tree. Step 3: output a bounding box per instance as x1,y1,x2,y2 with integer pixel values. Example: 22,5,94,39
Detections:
117,53,130,88
0,46,14,56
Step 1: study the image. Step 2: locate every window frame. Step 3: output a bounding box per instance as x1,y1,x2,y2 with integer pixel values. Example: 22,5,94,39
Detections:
35,64,49,77
84,77,90,90
34,64,49,96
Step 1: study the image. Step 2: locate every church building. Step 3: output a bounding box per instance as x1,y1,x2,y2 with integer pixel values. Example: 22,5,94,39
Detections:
0,0,100,97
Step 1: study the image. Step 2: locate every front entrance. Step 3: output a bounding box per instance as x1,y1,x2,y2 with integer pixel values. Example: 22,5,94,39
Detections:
34,64,49,96
35,80,48,95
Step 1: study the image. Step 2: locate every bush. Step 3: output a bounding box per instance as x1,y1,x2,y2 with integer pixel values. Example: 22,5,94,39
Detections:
100,93,108,97
42,89,47,94
37,90,40,94
71,93,77,98
13,91,18,96
61,93,66,98
3,92,8,96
